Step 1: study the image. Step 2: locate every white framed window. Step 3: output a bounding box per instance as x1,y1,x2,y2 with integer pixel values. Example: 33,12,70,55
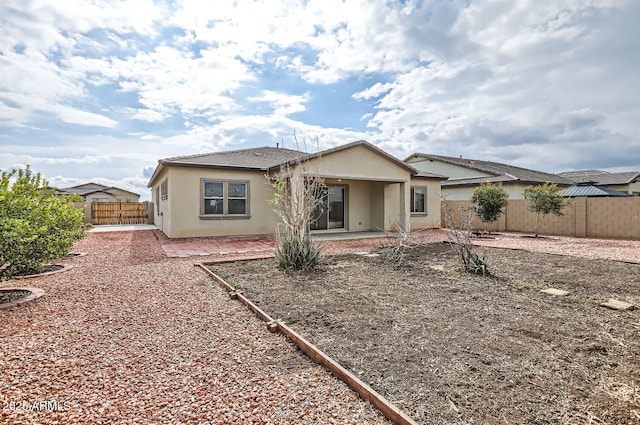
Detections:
410,186,426,214
201,180,249,217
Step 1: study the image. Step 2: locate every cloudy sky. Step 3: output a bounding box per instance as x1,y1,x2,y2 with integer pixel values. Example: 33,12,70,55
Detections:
1,0,639,200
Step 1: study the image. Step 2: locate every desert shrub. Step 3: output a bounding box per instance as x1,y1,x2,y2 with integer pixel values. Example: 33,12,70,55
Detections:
378,222,423,266
442,200,489,276
274,233,323,271
0,168,86,277
267,139,325,271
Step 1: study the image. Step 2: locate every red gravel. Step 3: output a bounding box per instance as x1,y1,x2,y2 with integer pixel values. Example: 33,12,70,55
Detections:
0,230,389,424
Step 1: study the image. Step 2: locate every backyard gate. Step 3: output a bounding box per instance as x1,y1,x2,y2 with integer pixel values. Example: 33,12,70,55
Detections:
91,202,149,225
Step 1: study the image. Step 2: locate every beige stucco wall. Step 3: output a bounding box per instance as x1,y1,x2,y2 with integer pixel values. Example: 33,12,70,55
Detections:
441,182,531,201
151,167,172,236
409,178,441,229
608,182,640,196
85,189,139,203
153,167,278,238
308,145,410,182
442,197,640,239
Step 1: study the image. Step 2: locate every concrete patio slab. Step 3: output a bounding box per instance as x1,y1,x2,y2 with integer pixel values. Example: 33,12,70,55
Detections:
89,224,157,232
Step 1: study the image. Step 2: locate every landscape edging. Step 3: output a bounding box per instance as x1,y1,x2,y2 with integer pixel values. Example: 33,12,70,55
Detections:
0,287,45,310
196,261,418,425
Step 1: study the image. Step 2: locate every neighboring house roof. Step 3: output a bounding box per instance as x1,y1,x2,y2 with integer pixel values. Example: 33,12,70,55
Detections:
557,170,640,185
413,171,448,180
405,153,573,186
562,181,633,197
148,140,422,187
59,183,140,197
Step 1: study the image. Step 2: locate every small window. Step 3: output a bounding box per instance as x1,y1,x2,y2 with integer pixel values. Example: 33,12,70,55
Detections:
202,180,248,217
160,178,168,200
411,186,426,214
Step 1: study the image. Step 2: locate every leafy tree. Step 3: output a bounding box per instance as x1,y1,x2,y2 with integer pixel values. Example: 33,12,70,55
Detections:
0,168,86,277
524,182,571,237
471,183,509,234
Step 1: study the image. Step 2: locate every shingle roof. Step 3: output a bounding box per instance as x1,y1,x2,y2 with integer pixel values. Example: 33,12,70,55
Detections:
161,146,304,170
148,141,419,187
413,171,448,180
59,183,140,197
562,182,633,197
405,153,572,186
557,170,640,185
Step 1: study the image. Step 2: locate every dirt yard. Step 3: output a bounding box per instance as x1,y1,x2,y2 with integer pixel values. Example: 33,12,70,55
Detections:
211,243,640,424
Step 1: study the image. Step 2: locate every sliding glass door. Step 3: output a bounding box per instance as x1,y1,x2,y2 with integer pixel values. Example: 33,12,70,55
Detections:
311,185,345,230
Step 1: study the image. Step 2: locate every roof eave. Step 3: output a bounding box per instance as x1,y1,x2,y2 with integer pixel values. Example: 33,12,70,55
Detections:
148,160,273,188
271,140,418,174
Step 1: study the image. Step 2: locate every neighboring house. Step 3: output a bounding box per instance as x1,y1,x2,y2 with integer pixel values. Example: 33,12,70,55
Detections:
404,153,572,200
562,181,633,197
557,170,640,196
147,140,444,238
59,183,141,203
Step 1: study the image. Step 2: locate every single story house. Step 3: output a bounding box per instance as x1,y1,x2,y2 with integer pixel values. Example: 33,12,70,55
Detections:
59,182,140,203
404,153,572,200
147,140,444,239
557,170,640,196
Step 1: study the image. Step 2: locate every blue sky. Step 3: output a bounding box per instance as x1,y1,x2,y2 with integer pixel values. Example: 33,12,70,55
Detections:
1,0,639,201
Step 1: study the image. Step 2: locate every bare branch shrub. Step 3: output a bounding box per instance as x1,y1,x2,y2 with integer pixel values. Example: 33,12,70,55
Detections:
378,222,424,265
267,137,325,270
442,200,489,276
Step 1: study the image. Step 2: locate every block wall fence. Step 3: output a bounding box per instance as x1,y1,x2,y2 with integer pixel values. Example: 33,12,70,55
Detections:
441,197,640,240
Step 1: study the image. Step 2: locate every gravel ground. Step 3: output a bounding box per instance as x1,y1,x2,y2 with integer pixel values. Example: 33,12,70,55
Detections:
2,228,638,424
0,230,389,424
470,231,640,264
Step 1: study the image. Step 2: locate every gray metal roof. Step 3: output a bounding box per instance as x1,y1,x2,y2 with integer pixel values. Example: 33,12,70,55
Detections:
406,153,572,186
562,183,633,197
557,170,640,185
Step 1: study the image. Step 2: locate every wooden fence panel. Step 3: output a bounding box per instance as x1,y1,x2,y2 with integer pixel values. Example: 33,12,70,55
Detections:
91,202,149,225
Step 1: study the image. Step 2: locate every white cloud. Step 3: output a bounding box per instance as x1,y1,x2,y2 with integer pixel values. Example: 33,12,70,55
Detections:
1,0,639,199
248,90,309,116
53,106,118,127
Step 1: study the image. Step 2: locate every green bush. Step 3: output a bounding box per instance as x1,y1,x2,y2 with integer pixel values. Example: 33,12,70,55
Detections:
0,168,86,278
471,183,509,228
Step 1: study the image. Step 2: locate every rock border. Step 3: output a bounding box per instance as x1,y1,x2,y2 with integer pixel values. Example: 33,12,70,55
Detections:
0,287,45,310
11,264,73,279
